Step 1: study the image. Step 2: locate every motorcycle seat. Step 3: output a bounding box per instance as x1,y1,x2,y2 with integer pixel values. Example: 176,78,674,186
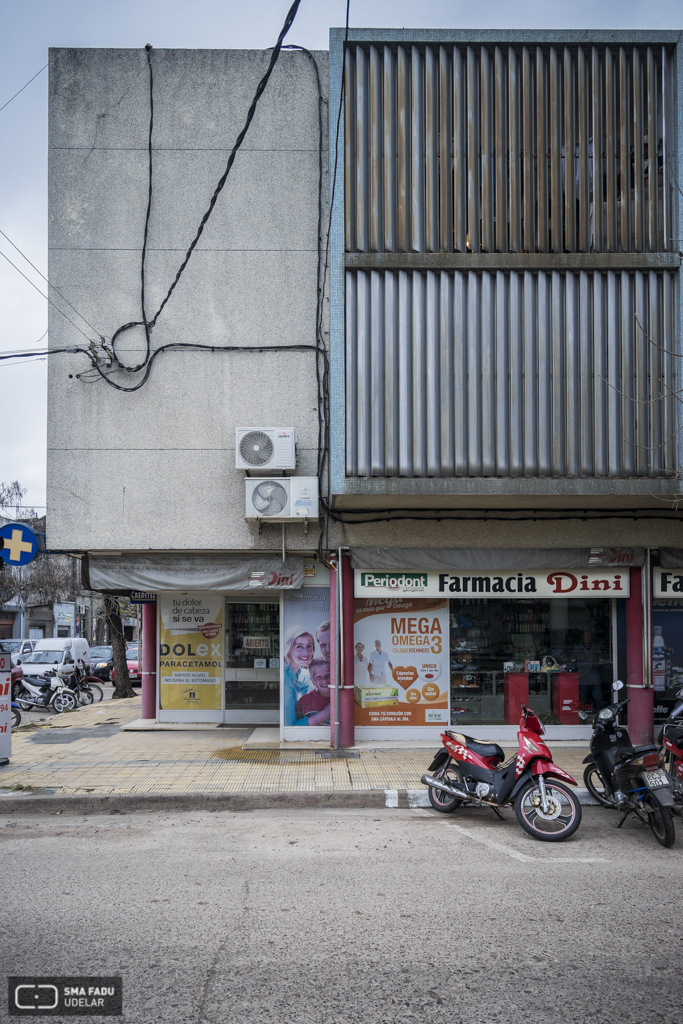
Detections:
632,744,658,753
663,726,683,748
460,735,505,761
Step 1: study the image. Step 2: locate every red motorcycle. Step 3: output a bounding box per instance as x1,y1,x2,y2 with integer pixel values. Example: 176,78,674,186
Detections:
422,704,582,841
659,686,683,817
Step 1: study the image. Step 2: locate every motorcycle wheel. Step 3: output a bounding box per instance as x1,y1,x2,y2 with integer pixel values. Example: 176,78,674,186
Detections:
428,765,465,813
11,706,21,729
52,691,76,714
641,795,675,848
77,689,94,706
15,688,33,712
515,780,582,842
85,680,104,702
583,765,615,808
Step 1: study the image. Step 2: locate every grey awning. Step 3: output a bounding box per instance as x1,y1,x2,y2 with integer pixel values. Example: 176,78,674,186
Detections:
660,549,683,569
350,547,645,570
87,553,304,592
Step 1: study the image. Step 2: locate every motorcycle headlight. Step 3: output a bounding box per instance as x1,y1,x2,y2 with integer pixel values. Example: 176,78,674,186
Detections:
598,708,614,721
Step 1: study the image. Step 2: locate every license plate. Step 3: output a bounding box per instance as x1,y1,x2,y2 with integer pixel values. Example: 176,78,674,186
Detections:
643,769,669,789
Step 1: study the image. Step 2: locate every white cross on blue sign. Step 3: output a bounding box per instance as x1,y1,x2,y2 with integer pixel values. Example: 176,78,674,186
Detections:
0,522,38,566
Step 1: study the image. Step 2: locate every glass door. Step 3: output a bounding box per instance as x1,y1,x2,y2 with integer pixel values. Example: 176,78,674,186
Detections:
225,601,280,709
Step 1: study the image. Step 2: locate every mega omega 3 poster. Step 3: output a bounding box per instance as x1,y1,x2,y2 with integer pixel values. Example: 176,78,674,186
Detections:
159,593,223,710
353,598,449,726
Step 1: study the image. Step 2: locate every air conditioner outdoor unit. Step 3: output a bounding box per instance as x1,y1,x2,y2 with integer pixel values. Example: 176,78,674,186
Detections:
235,427,297,471
245,477,318,522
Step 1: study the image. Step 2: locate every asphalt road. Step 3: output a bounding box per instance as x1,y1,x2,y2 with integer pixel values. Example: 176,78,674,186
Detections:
2,805,681,1024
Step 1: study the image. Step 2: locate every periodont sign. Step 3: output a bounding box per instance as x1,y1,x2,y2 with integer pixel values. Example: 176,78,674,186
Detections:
355,569,630,599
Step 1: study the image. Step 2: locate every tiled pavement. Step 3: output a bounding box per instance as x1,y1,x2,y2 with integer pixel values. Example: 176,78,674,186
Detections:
2,697,589,796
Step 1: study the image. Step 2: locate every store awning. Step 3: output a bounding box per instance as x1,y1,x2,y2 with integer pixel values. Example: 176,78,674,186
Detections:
350,547,644,570
86,553,304,593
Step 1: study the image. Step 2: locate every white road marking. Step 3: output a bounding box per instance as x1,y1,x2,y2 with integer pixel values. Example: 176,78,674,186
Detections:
412,810,609,863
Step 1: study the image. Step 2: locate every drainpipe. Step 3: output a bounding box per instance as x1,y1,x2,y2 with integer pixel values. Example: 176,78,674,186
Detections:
140,600,157,720
626,562,654,744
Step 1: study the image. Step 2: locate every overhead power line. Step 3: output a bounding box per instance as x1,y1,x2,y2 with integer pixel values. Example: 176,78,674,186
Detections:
0,63,47,115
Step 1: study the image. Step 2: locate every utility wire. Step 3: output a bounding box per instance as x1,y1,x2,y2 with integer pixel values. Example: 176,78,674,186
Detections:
0,249,96,344
0,63,47,115
0,228,102,339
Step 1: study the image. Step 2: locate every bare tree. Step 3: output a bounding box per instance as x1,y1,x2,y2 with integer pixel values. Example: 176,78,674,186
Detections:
0,480,36,519
103,595,135,699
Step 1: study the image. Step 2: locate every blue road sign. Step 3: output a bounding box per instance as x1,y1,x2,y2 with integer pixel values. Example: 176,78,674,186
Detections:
0,522,38,566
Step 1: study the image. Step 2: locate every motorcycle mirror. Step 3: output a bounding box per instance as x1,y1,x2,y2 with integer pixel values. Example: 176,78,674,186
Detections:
578,710,588,721
612,679,625,692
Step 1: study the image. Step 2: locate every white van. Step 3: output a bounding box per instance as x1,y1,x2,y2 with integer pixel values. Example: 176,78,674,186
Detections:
20,637,91,679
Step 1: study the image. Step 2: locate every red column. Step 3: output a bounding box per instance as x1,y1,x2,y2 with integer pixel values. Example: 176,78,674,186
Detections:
329,557,337,748
141,601,157,720
626,567,653,745
339,554,355,748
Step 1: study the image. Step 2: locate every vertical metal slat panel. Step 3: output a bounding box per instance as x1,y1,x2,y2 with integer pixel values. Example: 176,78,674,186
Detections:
356,270,372,475
411,46,425,252
564,271,580,476
649,270,662,474
563,48,576,253
633,270,648,473
619,270,634,476
537,271,551,474
523,270,537,474
579,270,594,475
508,271,523,475
383,271,399,475
605,48,618,252
536,47,549,253
453,47,466,253
646,48,659,253
662,271,674,471
494,48,508,253
632,47,645,252
355,46,369,252
522,47,535,253
662,46,670,251
344,48,356,253
397,46,411,253
480,271,495,474
593,271,608,476
425,270,441,473
607,271,622,476
425,47,439,253
480,46,494,253
439,271,455,474
495,270,510,474
453,271,468,474
369,45,383,253
592,48,604,253
550,270,565,474
619,48,631,253
345,271,358,475
467,272,482,473
508,47,522,253
467,47,480,252
549,47,562,253
439,47,453,252
577,47,590,252
412,271,427,474
370,270,385,473
383,46,397,253
397,269,413,475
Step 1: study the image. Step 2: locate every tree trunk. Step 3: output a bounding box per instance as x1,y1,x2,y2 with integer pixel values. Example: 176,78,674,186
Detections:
105,596,135,699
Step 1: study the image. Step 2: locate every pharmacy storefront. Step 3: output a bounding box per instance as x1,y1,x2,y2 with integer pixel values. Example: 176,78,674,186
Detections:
351,549,640,740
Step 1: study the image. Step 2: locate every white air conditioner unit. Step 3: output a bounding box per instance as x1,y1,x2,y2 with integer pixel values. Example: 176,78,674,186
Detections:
245,477,318,522
235,427,297,471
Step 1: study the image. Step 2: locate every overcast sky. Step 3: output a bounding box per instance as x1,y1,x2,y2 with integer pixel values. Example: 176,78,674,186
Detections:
1,0,681,513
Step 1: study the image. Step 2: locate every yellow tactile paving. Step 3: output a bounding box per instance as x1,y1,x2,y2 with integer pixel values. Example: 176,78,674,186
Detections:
2,698,588,795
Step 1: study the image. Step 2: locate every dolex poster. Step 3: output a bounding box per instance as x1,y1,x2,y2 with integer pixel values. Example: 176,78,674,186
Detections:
353,598,449,727
159,592,223,710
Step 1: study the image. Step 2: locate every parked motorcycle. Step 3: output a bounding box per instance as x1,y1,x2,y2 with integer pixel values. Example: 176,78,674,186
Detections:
422,704,582,841
581,680,676,848
657,687,683,817
14,669,77,714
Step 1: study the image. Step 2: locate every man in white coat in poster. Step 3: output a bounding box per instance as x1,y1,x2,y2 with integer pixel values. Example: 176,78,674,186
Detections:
368,639,393,685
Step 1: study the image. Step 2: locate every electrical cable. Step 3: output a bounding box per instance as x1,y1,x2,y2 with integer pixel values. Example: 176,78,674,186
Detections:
0,63,47,115
319,497,683,523
0,249,96,344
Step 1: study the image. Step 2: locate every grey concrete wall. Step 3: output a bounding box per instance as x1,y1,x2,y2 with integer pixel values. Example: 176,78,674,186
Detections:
47,47,328,552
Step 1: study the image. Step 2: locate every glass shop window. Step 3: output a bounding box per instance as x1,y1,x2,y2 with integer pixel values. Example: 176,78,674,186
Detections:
449,598,613,726
225,602,280,708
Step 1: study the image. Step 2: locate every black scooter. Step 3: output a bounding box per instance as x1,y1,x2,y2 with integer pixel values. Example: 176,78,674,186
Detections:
580,680,676,847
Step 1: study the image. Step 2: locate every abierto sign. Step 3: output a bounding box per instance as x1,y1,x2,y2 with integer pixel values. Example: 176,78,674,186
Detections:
355,568,629,599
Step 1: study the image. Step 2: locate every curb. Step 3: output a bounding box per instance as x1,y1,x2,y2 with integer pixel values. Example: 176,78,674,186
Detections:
0,787,598,814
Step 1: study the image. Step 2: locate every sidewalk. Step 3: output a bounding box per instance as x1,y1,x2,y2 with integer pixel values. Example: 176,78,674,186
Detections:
1,697,591,811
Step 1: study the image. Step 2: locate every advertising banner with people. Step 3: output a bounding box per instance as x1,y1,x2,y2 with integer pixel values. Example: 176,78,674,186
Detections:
353,598,449,726
159,592,223,710
282,587,331,727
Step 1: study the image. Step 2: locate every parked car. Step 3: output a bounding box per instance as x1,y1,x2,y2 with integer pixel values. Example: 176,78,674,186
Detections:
111,645,141,685
90,645,114,682
3,638,37,666
21,638,91,680
11,661,24,699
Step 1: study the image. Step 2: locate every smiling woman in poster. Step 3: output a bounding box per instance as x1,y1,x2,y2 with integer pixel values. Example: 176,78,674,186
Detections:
283,626,330,726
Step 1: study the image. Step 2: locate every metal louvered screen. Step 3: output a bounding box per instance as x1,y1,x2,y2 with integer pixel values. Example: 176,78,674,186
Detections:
345,269,676,478
344,43,674,255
